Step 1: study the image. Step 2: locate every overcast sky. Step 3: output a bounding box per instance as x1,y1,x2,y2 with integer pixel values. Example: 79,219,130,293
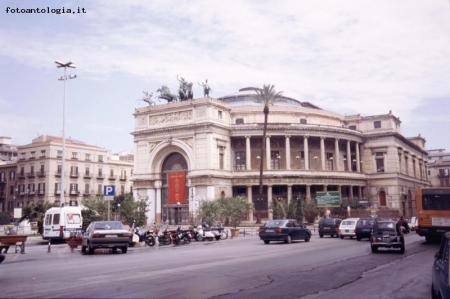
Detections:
1,0,449,153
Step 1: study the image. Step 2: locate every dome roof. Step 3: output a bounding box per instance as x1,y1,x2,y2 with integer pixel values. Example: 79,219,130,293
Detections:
217,87,321,110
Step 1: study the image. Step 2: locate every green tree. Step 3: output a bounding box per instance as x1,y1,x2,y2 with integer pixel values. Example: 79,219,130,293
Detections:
302,201,320,224
247,85,283,223
20,201,57,234
271,198,288,220
81,195,109,220
197,200,221,226
219,197,253,228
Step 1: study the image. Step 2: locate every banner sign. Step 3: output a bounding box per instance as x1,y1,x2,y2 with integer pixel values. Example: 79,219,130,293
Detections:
316,191,340,207
168,172,186,204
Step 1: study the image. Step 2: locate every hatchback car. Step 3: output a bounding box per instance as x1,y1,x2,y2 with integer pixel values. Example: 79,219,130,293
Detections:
259,219,311,244
81,221,131,254
355,218,375,241
318,218,342,238
370,219,404,253
432,231,450,299
338,218,360,239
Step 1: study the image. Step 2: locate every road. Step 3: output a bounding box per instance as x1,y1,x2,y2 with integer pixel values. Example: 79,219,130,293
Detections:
0,232,437,299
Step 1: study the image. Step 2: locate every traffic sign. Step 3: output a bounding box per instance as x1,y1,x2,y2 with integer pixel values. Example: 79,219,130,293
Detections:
103,185,115,196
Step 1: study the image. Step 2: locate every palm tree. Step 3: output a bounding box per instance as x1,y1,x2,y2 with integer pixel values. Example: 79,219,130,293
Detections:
20,201,56,234
247,85,283,223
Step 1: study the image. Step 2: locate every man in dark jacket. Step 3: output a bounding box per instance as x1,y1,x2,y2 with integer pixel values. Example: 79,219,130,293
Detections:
0,254,5,264
396,216,410,234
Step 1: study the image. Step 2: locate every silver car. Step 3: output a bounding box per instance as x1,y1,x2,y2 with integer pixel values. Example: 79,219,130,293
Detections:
81,221,130,254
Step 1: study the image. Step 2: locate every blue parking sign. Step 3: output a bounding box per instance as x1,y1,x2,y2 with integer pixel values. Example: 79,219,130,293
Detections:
103,185,115,196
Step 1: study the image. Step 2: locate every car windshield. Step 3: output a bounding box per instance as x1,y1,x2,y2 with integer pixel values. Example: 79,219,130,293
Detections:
357,219,374,226
377,222,395,230
265,220,286,227
342,220,356,225
94,222,124,230
320,219,336,225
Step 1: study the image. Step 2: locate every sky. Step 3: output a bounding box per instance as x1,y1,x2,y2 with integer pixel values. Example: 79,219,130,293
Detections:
0,0,449,153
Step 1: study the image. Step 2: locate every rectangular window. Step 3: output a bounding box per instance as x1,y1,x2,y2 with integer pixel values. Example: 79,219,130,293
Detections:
84,184,90,195
10,186,14,196
404,156,409,175
98,155,104,162
419,163,423,179
219,153,224,170
218,110,223,119
120,170,126,179
70,166,78,176
55,182,61,194
20,153,25,160
57,150,62,158
300,119,307,124
326,153,334,170
30,165,35,175
271,151,281,170
40,150,46,157
57,165,62,175
121,185,125,195
374,121,381,129
0,172,4,182
297,151,305,169
349,125,356,130
38,183,45,194
343,155,348,171
72,152,78,159
20,167,25,176
235,118,244,125
375,152,385,172
235,151,246,170
398,154,402,173
97,184,102,194
98,168,103,177
53,214,60,225
85,154,91,161
9,171,15,180
30,151,35,159
70,183,78,193
413,160,416,178
40,165,45,175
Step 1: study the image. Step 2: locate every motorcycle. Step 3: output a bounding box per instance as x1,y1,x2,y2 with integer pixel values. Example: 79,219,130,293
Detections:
129,222,155,247
212,222,228,240
194,223,215,241
173,226,191,245
152,225,172,246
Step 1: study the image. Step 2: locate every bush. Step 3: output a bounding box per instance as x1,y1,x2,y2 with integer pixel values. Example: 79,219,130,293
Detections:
0,212,11,225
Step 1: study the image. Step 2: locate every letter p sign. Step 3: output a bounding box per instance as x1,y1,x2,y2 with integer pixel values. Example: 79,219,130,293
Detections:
104,185,115,196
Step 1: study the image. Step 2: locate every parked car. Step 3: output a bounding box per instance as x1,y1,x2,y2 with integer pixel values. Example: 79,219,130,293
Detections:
338,218,360,239
370,218,405,254
432,231,450,299
258,219,311,244
318,218,342,238
355,218,375,241
81,221,131,254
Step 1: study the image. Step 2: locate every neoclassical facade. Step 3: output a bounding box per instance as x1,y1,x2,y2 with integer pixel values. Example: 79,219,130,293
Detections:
132,89,430,225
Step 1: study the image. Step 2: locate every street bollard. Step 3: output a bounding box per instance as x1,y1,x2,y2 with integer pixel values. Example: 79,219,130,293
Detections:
70,237,74,253
47,239,51,253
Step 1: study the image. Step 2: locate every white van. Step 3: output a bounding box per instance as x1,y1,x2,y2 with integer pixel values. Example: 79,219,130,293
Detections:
42,206,83,241
338,218,360,239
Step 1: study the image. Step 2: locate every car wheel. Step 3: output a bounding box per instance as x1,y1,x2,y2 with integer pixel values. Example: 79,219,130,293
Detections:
399,245,405,254
340,235,344,239
371,245,378,253
81,245,86,253
431,284,439,299
330,234,334,238
350,236,354,239
122,247,128,254
319,234,323,238
264,240,270,244
285,235,292,244
357,237,361,241
305,236,311,242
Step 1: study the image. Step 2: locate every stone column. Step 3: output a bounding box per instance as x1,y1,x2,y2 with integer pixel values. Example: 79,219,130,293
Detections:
335,138,340,171
306,184,311,202
358,186,362,200
287,184,292,205
349,185,354,199
324,185,328,192
246,136,251,171
320,137,325,170
266,136,271,170
247,185,253,222
356,143,361,172
339,185,343,205
156,187,162,223
268,185,273,220
285,136,291,170
304,136,309,170
347,140,351,171
207,133,213,169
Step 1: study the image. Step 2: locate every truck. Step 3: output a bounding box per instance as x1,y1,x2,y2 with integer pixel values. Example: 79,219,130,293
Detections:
42,206,83,241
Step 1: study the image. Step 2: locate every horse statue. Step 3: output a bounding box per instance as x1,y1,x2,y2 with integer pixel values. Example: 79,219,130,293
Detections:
156,85,178,103
199,80,212,97
137,91,156,106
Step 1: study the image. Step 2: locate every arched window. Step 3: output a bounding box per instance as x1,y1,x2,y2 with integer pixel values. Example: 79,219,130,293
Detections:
379,191,386,206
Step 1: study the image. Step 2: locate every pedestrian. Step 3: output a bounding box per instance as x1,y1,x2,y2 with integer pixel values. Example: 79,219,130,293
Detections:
163,214,167,225
396,215,410,235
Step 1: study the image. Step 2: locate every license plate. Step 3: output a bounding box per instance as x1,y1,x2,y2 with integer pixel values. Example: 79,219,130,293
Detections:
383,237,390,243
345,230,349,233
265,229,274,233
323,227,330,230
362,229,370,232
105,235,116,238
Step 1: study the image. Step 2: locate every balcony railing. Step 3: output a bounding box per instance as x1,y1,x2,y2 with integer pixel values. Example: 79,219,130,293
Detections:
83,191,91,196
38,171,46,177
18,173,26,179
69,191,80,196
119,176,127,181
109,175,116,180
438,173,449,178
55,171,62,177
55,190,61,195
97,174,104,179
38,190,45,195
0,191,5,198
233,165,247,171
84,173,92,179
27,172,36,178
70,172,79,178
0,177,5,183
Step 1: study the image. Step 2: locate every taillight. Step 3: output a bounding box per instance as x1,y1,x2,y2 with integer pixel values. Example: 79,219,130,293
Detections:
258,229,264,233
276,228,282,233
335,228,339,232
372,237,376,243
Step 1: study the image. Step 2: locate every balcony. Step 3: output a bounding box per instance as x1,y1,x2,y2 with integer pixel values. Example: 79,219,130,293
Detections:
37,171,46,177
119,176,127,181
109,175,116,181
55,190,61,195
69,191,80,196
438,173,449,178
27,172,36,178
0,177,5,184
70,172,79,178
37,190,45,195
18,173,26,180
0,191,5,199
28,191,36,196
83,190,91,196
55,171,62,177
84,173,92,179
97,174,104,180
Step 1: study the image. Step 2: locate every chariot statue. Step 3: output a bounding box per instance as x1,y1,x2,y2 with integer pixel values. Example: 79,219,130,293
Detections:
177,75,194,101
138,91,156,106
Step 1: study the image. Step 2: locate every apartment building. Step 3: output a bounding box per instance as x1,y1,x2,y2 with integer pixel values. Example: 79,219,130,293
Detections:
428,149,450,187
0,135,133,213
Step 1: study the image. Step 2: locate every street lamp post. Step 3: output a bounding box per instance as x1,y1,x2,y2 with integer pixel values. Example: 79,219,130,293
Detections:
55,61,76,207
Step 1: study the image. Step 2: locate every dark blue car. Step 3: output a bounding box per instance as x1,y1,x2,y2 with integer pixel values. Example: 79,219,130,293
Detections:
432,232,450,299
259,219,311,244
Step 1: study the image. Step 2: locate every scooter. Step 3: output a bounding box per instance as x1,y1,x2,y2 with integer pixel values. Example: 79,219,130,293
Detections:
212,222,228,240
152,225,172,246
194,223,215,241
131,227,155,247
173,226,191,245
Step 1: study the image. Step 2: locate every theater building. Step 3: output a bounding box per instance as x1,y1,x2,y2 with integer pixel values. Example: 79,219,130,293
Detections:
132,89,429,225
